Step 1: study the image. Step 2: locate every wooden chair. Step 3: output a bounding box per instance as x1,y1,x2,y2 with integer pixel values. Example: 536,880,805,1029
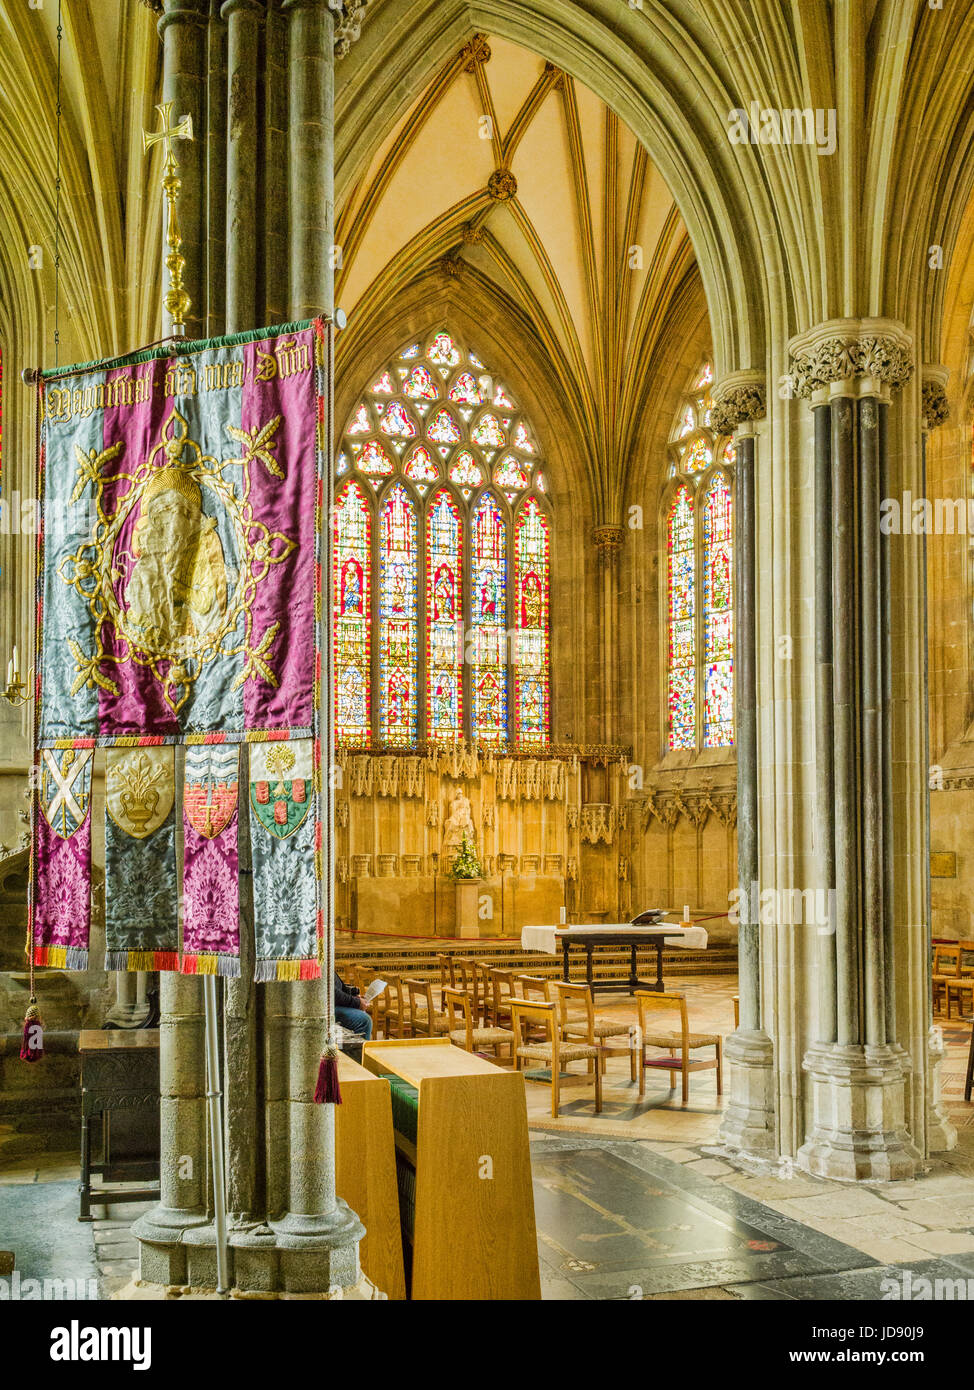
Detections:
947,941,974,1020
485,968,515,1029
512,974,550,1039
965,1018,974,1104
512,974,550,1001
550,980,636,1082
634,990,722,1105
436,954,455,1007
933,943,961,1018
404,977,450,1038
453,958,482,1022
509,998,602,1118
442,987,515,1063
382,974,410,1039
733,995,740,1029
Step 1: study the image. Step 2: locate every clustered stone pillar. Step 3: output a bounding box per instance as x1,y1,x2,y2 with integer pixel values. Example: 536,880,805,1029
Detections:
791,319,920,1181
135,0,367,1294
711,373,776,1160
270,0,364,1292
133,0,210,1284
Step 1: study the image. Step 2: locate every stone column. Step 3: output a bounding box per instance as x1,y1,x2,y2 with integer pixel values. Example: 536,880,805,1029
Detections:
712,374,776,1159
592,526,624,746
204,1,227,338
791,319,920,1181
919,368,957,1155
272,0,364,1294
133,0,210,1286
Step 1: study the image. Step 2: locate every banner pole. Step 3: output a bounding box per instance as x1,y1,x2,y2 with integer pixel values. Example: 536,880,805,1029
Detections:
203,974,230,1294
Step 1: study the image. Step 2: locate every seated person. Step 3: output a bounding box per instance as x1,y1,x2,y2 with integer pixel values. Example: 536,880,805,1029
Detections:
334,970,373,1041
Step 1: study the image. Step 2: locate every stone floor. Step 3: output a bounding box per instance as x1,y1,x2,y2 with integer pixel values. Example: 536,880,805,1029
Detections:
2,974,972,1300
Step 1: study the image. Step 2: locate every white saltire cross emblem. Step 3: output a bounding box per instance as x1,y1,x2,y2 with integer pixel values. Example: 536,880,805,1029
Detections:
42,748,93,837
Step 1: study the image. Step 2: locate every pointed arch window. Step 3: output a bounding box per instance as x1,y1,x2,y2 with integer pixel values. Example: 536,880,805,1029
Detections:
334,479,372,745
336,330,551,748
664,362,735,752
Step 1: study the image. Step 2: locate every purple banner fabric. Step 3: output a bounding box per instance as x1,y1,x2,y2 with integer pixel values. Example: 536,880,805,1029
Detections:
182,745,240,976
33,749,93,970
38,323,319,745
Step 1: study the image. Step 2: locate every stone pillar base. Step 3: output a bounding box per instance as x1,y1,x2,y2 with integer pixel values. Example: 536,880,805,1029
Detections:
797,1042,920,1181
133,1200,364,1295
131,1206,209,1287
717,1030,777,1159
926,1026,958,1156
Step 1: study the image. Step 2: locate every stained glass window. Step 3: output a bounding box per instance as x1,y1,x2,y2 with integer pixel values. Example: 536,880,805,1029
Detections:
360,439,394,476
428,408,462,445
334,480,372,745
404,365,438,400
664,361,735,752
666,486,695,750
703,474,733,747
472,413,505,448
378,485,418,747
404,445,438,483
471,493,507,744
427,489,464,743
338,330,550,748
514,499,549,746
494,455,530,490
381,401,417,438
449,450,483,487
449,372,482,404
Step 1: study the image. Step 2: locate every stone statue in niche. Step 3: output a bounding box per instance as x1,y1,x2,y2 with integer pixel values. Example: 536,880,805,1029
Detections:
442,786,476,860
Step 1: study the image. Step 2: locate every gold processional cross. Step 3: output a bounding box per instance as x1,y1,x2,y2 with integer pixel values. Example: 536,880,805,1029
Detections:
142,100,194,337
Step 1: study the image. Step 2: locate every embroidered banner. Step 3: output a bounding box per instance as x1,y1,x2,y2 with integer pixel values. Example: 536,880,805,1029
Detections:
33,749,93,969
30,320,326,984
104,747,179,971
37,323,319,746
249,739,319,981
182,744,240,976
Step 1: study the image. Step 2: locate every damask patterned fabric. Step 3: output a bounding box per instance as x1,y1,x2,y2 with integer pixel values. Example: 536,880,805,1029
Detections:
182,744,240,975
104,747,179,971
31,321,325,981
33,749,93,969
249,739,318,980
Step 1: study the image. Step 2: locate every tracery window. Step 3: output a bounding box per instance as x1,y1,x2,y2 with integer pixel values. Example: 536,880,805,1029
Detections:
663,362,735,752
335,330,551,748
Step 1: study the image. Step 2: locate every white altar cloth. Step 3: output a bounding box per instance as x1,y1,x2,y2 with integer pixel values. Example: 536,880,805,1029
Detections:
520,922,709,955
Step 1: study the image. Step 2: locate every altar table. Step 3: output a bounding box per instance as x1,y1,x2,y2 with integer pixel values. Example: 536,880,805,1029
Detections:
520,922,708,995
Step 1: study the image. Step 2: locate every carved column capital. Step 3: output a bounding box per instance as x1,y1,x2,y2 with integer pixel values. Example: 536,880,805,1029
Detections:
592,524,624,562
920,366,950,432
710,370,767,435
788,317,914,403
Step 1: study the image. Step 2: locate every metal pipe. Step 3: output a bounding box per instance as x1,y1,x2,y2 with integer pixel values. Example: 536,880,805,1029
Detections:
203,975,230,1295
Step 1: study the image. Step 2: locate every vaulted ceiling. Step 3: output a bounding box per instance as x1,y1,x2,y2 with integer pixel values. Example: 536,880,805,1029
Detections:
336,33,700,502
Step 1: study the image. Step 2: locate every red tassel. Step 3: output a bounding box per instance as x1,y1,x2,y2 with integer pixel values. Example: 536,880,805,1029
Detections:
20,1002,44,1063
314,1049,342,1105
